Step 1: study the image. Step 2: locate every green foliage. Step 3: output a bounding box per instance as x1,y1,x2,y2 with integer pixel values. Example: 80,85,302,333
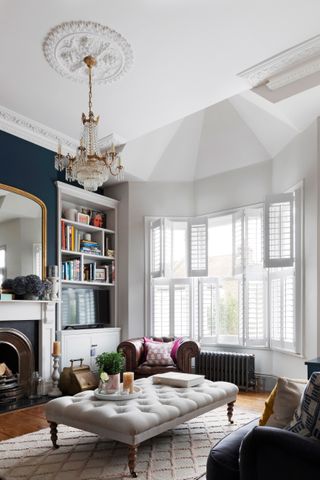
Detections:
95,351,125,375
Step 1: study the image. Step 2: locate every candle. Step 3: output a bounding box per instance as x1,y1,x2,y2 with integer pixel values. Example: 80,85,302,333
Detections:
52,341,61,356
123,371,134,394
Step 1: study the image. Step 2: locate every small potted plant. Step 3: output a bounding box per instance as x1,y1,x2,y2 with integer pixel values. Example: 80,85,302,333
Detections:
95,351,125,394
24,275,43,300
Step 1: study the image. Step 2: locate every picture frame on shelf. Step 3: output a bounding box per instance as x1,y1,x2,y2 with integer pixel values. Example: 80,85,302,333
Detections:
90,210,106,228
77,212,90,225
95,268,106,282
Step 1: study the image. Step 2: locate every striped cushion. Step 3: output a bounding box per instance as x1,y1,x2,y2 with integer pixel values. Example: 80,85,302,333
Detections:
285,371,320,438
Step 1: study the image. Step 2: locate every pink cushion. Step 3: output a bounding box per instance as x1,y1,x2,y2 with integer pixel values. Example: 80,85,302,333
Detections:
145,341,175,366
171,337,183,363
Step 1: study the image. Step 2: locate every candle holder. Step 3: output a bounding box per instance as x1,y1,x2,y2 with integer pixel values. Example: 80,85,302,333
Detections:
48,354,62,397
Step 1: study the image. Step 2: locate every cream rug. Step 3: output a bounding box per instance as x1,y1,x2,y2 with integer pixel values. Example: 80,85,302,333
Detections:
0,406,257,480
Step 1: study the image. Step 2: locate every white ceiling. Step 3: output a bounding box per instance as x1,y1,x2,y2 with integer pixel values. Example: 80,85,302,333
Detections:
1,0,320,181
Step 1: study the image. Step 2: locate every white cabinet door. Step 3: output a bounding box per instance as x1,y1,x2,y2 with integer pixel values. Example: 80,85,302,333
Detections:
60,328,121,370
61,332,91,369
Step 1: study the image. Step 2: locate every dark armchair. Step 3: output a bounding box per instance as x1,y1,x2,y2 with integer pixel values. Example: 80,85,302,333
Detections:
117,336,200,378
206,418,320,480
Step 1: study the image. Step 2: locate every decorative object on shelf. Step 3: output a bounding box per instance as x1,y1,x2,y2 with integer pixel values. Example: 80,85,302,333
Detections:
96,351,125,394
48,342,62,397
63,207,78,221
41,278,53,301
54,55,124,192
24,274,43,300
47,265,59,278
77,212,90,225
11,274,43,300
90,211,106,228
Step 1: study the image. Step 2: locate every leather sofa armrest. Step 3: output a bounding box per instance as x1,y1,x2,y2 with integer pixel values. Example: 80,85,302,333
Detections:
240,426,320,479
176,339,200,373
117,338,144,372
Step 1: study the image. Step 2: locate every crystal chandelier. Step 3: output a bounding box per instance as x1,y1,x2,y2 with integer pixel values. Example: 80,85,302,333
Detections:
55,56,124,192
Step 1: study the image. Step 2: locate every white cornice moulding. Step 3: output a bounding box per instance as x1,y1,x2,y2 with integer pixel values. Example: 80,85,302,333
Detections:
0,105,78,153
0,105,127,156
238,34,320,88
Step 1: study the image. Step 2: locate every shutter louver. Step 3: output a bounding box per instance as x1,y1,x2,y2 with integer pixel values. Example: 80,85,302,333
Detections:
245,276,267,346
150,219,163,278
188,219,208,277
264,193,294,268
232,210,244,275
152,281,170,337
269,269,296,351
246,208,263,269
199,279,218,340
173,281,191,337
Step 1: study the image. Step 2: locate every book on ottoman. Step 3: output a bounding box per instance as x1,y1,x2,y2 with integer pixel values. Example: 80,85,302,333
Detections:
152,372,205,387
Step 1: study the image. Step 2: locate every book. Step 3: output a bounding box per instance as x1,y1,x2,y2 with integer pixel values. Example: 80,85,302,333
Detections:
152,372,205,388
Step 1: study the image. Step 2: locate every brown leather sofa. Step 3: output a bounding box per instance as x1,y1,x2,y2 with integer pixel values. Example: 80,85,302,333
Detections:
117,336,200,378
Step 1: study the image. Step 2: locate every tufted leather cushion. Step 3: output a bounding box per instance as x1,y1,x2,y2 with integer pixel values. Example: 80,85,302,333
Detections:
46,377,238,444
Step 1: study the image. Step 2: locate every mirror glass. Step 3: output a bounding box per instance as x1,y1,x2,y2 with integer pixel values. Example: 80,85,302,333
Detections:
0,187,44,285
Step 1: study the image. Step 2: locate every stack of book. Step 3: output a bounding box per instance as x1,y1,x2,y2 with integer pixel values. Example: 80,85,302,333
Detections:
61,222,81,252
62,259,81,281
80,240,101,256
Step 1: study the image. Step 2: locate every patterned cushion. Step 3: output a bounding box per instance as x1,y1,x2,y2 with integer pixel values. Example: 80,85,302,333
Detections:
285,372,320,438
145,341,175,365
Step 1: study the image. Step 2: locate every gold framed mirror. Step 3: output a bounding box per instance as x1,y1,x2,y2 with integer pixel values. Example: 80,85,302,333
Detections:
0,184,47,280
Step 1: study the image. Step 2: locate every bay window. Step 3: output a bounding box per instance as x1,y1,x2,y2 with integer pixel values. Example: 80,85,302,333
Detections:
147,185,303,354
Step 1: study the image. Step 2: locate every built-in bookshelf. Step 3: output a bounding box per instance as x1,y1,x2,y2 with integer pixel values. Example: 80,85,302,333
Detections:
56,181,120,368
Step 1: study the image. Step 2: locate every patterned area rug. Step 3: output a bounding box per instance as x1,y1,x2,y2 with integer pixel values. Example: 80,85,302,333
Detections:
0,406,257,480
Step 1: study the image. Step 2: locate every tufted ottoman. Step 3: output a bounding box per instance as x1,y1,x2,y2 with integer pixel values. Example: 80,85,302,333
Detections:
45,377,238,477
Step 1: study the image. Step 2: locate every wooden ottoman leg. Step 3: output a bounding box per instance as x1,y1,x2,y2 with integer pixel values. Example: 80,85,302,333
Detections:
227,401,235,424
49,421,60,449
128,444,139,477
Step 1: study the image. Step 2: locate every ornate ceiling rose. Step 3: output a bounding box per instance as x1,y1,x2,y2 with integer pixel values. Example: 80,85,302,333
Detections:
43,21,133,84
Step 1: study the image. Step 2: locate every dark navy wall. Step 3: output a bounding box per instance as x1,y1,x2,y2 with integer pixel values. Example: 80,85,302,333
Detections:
0,131,59,266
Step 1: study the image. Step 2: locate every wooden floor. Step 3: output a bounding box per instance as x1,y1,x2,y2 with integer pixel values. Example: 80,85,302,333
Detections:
0,391,268,441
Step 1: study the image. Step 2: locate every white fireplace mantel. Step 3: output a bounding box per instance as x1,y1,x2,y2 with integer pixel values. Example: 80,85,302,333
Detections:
0,300,57,381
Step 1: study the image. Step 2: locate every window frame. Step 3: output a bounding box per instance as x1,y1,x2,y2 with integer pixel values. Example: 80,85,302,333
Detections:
0,245,6,286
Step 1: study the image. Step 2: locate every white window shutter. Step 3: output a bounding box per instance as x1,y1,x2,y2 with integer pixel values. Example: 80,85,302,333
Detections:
198,278,218,341
173,280,192,337
245,208,263,270
269,269,296,352
188,218,208,277
150,219,163,278
244,273,267,347
232,210,244,275
264,193,294,268
152,280,170,337
164,218,173,278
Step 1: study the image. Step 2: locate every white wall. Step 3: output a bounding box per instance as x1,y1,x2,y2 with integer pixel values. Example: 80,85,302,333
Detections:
195,159,272,215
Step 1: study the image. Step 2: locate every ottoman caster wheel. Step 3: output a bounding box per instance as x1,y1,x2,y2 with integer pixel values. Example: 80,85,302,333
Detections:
130,472,137,478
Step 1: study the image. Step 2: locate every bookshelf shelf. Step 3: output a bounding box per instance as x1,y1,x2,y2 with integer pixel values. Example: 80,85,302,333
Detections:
61,280,115,287
61,250,115,261
61,218,115,235
56,181,120,370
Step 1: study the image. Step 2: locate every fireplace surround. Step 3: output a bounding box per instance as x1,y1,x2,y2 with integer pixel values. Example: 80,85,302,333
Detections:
0,301,56,387
0,328,34,404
